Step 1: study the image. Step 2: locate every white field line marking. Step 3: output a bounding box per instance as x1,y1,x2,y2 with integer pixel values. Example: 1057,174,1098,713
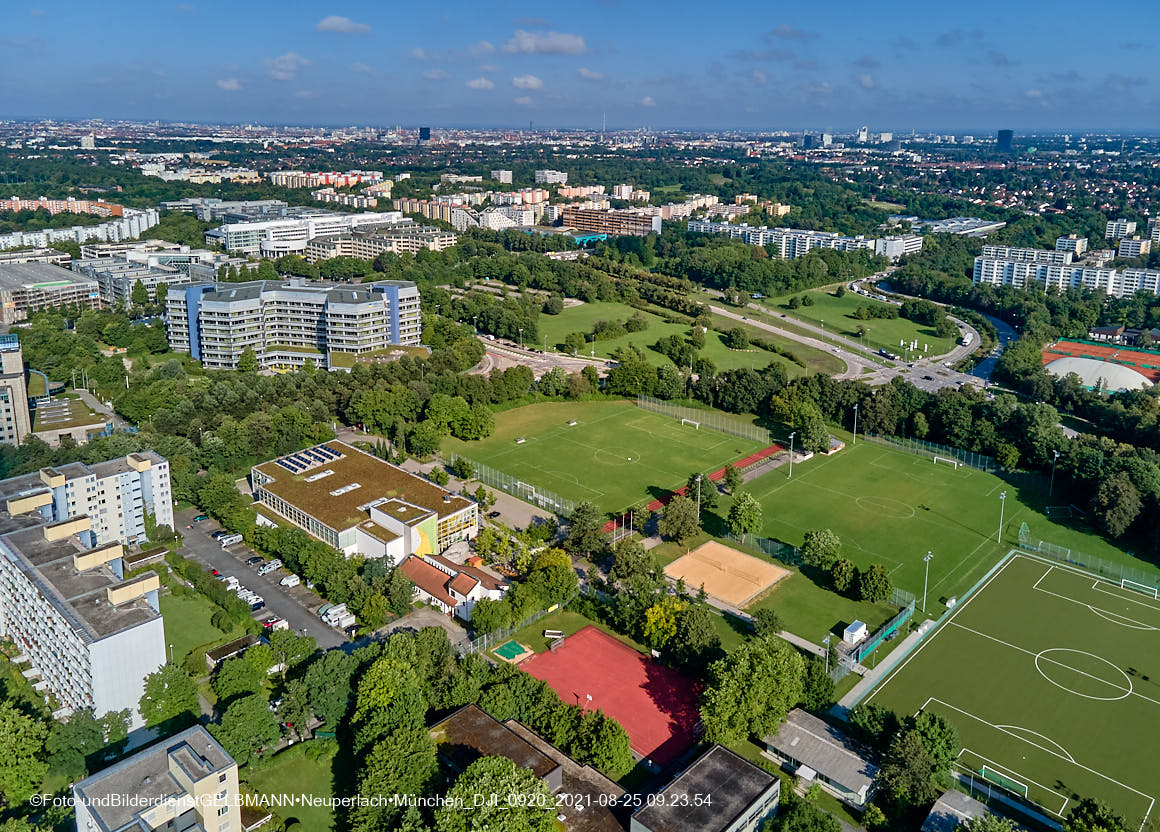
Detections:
956,745,1069,817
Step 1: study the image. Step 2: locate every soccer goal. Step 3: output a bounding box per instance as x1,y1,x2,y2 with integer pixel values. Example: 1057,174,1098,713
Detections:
1046,505,1074,519
680,418,701,429
1121,578,1160,599
933,456,960,470
979,765,1029,799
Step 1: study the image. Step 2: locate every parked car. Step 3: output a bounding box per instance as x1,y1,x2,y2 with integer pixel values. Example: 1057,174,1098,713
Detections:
246,556,264,568
211,530,229,540
250,601,266,612
280,574,301,588
193,514,209,522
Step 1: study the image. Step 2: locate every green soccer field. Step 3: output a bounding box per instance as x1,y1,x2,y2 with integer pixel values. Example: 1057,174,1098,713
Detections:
442,400,767,514
864,553,1160,826
728,439,1154,605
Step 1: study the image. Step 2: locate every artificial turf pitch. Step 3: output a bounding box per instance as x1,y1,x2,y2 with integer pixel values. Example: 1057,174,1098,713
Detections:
443,400,765,514
864,553,1160,826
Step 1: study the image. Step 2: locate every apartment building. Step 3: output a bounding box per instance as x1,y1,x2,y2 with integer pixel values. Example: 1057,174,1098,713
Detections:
561,205,662,237
0,196,124,217
266,169,384,189
1119,237,1151,259
973,253,1160,297
166,278,421,370
251,440,478,558
311,187,378,209
159,198,288,221
393,198,455,223
72,241,244,306
205,211,404,257
0,208,159,252
980,244,1072,265
0,263,101,324
73,726,242,832
0,453,172,723
303,225,457,262
0,335,31,446
1056,234,1089,255
688,220,919,260
478,208,518,231
491,169,513,184
0,248,72,268
534,169,568,184
1106,218,1137,240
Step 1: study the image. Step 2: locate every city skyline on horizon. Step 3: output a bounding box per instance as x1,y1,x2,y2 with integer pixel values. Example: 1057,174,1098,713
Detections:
2,0,1157,131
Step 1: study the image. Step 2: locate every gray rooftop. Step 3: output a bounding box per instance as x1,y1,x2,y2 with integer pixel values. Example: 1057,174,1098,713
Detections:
180,278,416,306
73,726,234,832
921,790,990,832
0,262,98,289
764,709,878,795
632,745,776,832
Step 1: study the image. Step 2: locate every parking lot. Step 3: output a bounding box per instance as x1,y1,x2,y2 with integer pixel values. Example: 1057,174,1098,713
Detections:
174,508,344,648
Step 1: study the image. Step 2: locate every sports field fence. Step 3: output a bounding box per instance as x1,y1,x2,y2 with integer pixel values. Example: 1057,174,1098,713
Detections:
453,455,576,517
1018,522,1160,590
850,594,916,664
636,396,773,445
457,592,580,656
861,432,997,473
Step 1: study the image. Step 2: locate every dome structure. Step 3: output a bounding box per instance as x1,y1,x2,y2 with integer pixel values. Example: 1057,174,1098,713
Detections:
1045,356,1153,392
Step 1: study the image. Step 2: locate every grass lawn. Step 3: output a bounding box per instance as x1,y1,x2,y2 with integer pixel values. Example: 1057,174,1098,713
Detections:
865,554,1160,826
443,400,765,514
245,744,336,831
718,436,1159,613
493,609,647,657
160,591,239,666
706,313,846,376
761,288,957,359
537,301,825,376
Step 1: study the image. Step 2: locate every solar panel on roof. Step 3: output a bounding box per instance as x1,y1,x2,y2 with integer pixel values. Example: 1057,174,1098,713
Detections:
316,446,335,459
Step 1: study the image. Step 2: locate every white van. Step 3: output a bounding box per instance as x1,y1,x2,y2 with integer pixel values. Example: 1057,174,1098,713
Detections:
280,574,301,588
218,533,243,547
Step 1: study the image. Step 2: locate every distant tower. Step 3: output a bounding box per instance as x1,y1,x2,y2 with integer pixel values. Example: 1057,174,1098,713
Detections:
996,129,1014,152
856,125,869,143
417,126,431,145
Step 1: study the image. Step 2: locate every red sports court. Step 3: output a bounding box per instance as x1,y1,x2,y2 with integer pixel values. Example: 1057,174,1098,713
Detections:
521,625,700,766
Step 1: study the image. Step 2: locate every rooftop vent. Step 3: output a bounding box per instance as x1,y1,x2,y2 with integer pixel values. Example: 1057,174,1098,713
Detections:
443,494,451,503
329,483,361,497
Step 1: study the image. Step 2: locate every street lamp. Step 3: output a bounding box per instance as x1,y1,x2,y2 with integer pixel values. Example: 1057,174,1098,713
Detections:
787,432,796,479
472,315,478,334
695,474,702,522
822,634,831,673
852,403,859,445
518,327,523,348
998,491,1007,544
1049,449,1061,497
922,551,933,614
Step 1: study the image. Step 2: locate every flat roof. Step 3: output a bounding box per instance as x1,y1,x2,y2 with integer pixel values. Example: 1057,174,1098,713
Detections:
0,262,99,290
922,790,989,832
430,705,559,781
253,441,472,534
73,726,234,832
632,745,776,832
764,709,878,795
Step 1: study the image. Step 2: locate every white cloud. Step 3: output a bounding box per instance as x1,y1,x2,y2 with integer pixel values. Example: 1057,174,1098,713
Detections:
295,89,318,99
316,15,370,34
750,69,768,85
806,81,833,95
1025,88,1043,99
468,41,495,57
576,67,605,81
640,95,656,107
423,68,448,80
504,29,586,55
466,77,495,90
216,78,241,91
512,74,543,90
266,52,310,81
410,47,437,60
481,64,501,72
856,72,875,89
348,62,371,73
514,96,534,106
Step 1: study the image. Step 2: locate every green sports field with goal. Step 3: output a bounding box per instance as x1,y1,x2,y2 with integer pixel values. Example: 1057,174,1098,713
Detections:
442,400,767,514
864,553,1160,827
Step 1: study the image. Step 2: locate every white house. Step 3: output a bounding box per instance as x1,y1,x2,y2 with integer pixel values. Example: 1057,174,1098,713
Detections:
399,553,508,621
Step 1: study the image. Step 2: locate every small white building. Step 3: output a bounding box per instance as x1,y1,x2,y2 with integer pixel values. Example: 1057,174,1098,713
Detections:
399,553,508,621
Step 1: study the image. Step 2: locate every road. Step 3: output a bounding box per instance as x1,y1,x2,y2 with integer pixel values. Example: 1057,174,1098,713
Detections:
968,313,1018,382
174,507,344,649
469,338,608,379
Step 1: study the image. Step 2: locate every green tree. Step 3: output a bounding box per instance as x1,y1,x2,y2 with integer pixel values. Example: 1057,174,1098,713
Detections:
700,636,805,744
751,607,783,638
139,663,199,727
727,491,763,542
237,346,260,373
857,563,892,603
1095,473,1141,538
0,702,48,806
798,657,835,711
802,529,841,569
564,501,608,557
658,494,700,543
451,457,475,480
470,598,513,634
131,279,149,307
610,537,657,584
210,694,281,763
766,793,840,832
213,655,266,703
963,817,1021,832
352,723,439,832
1062,799,1129,832
830,558,856,594
911,711,959,776
848,703,900,748
434,756,557,832
642,597,687,650
686,471,718,512
995,442,1020,470
878,729,939,809
725,327,750,349
564,331,587,355
304,651,357,727
723,463,743,494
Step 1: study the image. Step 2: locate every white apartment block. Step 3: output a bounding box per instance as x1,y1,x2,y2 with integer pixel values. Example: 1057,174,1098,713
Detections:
1119,237,1151,259
311,187,378,209
534,169,568,184
205,211,405,257
479,209,518,231
1056,235,1089,255
166,278,421,370
0,208,160,252
973,254,1160,298
979,244,1073,265
491,169,513,184
1106,218,1137,239
0,453,172,724
74,726,242,832
303,226,458,262
688,220,920,261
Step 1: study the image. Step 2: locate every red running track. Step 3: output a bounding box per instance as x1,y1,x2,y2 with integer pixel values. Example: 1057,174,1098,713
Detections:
521,625,699,766
603,443,783,532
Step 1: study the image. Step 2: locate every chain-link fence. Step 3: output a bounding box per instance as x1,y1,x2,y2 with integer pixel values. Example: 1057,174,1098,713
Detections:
850,598,916,663
861,432,997,473
456,593,579,656
1019,523,1160,590
636,396,773,445
453,455,575,517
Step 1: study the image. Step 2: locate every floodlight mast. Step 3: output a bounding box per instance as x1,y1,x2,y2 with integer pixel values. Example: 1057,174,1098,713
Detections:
788,432,796,478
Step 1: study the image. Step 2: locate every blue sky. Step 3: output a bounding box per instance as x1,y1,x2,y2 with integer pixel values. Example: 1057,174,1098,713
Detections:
1,1,1156,130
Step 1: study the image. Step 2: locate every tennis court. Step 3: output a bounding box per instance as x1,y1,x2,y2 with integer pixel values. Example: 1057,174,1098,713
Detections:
865,553,1160,827
521,625,700,766
664,540,790,607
